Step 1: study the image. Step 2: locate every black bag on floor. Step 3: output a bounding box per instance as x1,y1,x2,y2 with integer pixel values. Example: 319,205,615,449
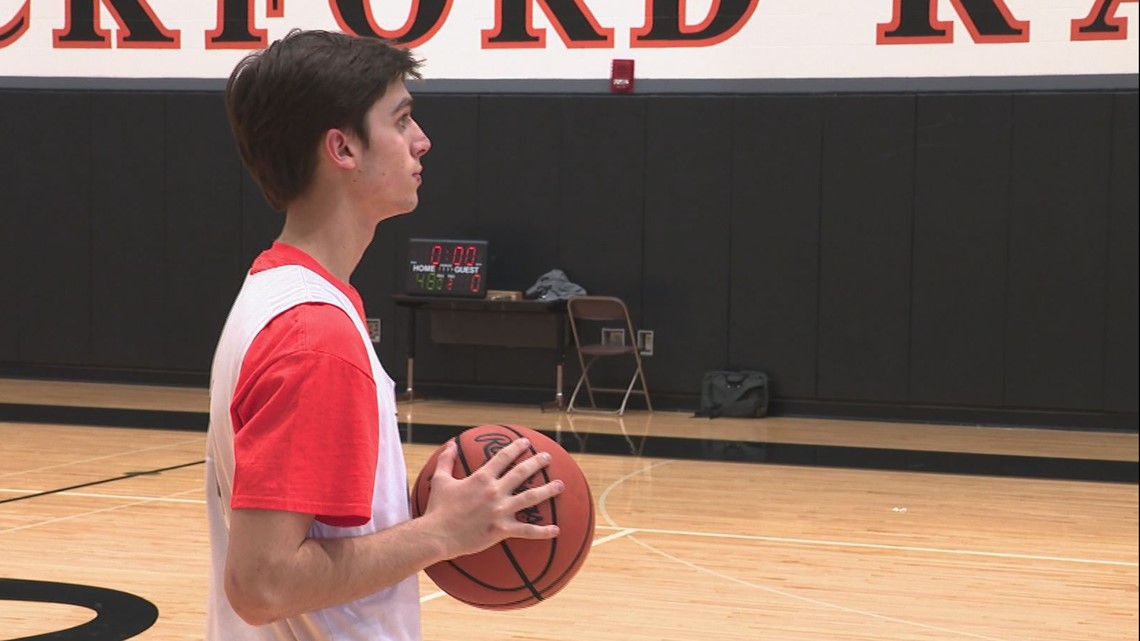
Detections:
696,370,769,419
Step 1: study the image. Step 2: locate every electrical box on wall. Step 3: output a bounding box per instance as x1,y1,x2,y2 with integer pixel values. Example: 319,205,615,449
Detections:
637,330,654,356
601,327,626,346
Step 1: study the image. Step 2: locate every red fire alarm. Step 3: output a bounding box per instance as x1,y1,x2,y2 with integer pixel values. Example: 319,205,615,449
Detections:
611,59,634,94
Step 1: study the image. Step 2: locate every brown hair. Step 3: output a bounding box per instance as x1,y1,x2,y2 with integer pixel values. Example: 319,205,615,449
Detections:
224,30,422,210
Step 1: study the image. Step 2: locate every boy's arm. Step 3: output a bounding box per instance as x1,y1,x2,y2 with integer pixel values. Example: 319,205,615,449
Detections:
224,438,562,626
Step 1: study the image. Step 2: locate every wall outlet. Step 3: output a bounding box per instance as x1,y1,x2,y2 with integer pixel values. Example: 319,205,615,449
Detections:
601,327,626,346
366,318,381,343
637,329,654,356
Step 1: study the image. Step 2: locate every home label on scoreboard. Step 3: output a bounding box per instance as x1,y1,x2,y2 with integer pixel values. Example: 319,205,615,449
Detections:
403,239,488,298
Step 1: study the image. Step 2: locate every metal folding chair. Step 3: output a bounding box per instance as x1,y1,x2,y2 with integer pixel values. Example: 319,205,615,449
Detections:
565,296,652,416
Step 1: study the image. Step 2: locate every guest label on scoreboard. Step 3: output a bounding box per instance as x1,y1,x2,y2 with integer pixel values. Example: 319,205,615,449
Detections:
403,239,488,298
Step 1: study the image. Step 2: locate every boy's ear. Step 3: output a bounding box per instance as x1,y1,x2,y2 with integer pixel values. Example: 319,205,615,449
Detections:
322,128,356,169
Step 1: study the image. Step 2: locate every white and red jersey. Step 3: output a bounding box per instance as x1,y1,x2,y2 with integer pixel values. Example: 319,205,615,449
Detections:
205,243,420,641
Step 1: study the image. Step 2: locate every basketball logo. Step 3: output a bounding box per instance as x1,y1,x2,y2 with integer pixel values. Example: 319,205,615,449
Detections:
474,430,547,525
473,432,512,461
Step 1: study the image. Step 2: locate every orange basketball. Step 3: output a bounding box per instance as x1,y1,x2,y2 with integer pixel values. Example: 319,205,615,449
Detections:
410,424,595,610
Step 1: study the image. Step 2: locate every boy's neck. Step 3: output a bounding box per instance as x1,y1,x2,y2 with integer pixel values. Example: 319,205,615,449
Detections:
278,198,376,284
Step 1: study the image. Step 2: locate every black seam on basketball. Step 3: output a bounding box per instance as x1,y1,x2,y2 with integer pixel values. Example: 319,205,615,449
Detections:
498,423,593,599
438,433,493,583
451,591,540,609
498,540,544,602
498,424,560,583
439,558,538,592
455,437,474,477
533,480,594,596
498,424,556,499
440,426,551,597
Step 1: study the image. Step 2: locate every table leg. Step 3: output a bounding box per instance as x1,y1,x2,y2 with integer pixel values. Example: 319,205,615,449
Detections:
403,307,417,401
406,357,415,401
557,312,568,409
555,362,564,409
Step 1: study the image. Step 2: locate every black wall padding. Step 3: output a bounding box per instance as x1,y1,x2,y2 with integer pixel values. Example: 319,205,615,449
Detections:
642,97,734,394
90,93,167,370
472,97,564,389
10,93,94,366
1104,92,1139,414
729,96,823,399
910,93,1011,407
239,172,280,271
0,95,22,362
558,97,645,310
164,93,245,373
476,96,562,293
817,95,915,403
556,97,648,391
1,88,1136,428
1006,93,1114,411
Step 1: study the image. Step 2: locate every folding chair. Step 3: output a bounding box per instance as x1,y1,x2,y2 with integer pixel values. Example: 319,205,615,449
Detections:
565,296,652,416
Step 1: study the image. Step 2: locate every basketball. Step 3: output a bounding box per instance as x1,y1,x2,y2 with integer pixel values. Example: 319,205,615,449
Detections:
410,424,595,610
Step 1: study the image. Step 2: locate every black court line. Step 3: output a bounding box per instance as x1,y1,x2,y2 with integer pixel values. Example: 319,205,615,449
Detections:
0,460,205,505
0,579,159,641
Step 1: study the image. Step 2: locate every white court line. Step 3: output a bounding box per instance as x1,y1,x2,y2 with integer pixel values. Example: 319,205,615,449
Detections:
594,460,1135,567
4,480,1131,568
0,438,204,479
591,528,637,546
420,466,658,603
419,590,449,604
590,524,1135,567
0,486,208,535
621,526,1139,568
596,460,675,529
592,459,1072,641
420,527,639,604
0,487,206,505
627,535,1016,641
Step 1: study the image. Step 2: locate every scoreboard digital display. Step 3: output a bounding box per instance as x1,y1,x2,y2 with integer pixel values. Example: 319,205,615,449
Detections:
403,239,488,298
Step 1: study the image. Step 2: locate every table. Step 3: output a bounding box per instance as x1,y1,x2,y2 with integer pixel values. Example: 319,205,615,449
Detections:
391,294,569,408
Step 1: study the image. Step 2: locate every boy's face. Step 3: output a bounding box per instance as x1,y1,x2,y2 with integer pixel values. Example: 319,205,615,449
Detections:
352,80,431,220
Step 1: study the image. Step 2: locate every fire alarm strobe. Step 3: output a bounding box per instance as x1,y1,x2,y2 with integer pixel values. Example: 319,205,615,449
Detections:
611,59,634,93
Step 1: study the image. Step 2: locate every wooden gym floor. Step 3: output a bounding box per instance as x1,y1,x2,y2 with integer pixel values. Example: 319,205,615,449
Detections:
0,377,1137,640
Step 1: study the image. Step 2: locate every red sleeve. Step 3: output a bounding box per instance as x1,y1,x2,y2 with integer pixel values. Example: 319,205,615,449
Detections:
230,303,378,528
